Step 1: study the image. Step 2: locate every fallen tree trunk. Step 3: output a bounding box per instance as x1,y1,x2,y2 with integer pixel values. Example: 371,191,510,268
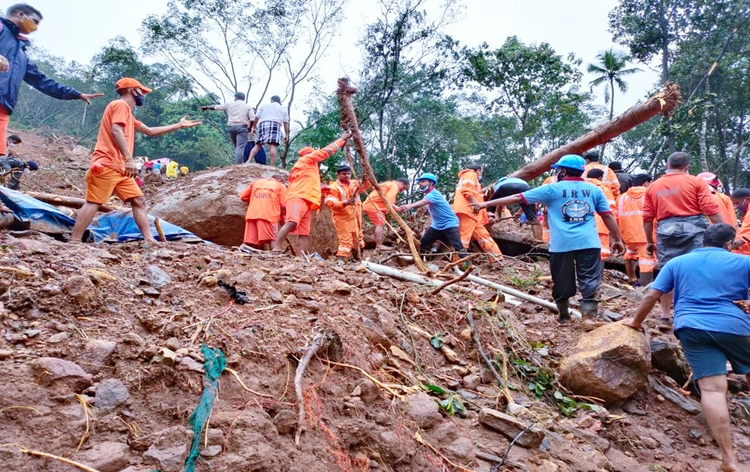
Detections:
510,83,681,181
362,261,494,300
337,78,428,273
24,191,116,213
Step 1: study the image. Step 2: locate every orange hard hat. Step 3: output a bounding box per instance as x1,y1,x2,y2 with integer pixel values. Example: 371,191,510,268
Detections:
115,77,152,94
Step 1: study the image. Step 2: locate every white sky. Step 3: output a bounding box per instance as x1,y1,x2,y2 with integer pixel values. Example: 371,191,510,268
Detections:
25,0,659,116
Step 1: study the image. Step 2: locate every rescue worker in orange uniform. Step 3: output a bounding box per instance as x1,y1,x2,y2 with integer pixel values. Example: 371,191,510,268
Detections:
585,168,617,261
325,165,364,259
238,174,287,251
363,178,410,249
698,172,737,227
616,173,656,285
583,150,621,197
452,164,504,262
271,131,351,254
730,188,750,256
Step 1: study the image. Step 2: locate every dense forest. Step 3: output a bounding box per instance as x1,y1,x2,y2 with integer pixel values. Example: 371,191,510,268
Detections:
9,0,750,191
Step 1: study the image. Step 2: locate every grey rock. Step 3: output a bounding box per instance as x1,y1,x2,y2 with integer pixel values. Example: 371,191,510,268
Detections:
269,290,283,303
95,379,130,411
47,332,69,344
405,392,442,430
200,445,223,458
273,409,298,435
142,286,161,297
82,441,130,472
122,332,145,346
80,339,117,374
623,400,647,416
733,398,750,422
31,357,92,393
142,426,193,472
648,376,701,414
145,265,172,288
176,356,204,373
23,329,40,338
651,339,690,385
479,408,545,449
462,374,481,390
689,429,704,439
444,437,474,461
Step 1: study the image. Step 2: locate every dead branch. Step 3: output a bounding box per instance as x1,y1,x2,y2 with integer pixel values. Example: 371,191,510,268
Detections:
337,77,428,272
153,218,167,243
294,330,333,446
24,191,116,212
510,83,681,181
430,267,474,296
437,254,480,275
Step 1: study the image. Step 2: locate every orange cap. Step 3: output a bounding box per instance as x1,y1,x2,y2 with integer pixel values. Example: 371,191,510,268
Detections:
299,147,314,157
115,77,152,94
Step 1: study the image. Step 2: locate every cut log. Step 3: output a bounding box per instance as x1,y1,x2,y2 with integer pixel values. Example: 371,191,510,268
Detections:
337,78,428,273
510,83,681,181
24,191,117,213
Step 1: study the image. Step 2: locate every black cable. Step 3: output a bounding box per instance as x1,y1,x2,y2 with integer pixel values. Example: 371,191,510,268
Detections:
490,422,537,472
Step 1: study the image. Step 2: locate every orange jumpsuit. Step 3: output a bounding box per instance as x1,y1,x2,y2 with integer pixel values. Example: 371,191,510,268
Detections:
363,181,400,226
452,169,503,262
734,209,750,256
284,139,346,236
616,186,656,274
325,178,363,258
587,178,617,261
714,192,737,227
239,178,287,245
584,162,621,198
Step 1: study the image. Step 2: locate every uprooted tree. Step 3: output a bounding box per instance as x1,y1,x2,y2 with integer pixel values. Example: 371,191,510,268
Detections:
509,82,682,181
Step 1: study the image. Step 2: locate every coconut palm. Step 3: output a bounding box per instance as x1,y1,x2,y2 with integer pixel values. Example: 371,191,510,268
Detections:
588,50,641,120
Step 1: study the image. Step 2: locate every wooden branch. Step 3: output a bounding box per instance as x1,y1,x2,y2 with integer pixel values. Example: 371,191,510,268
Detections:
337,77,428,272
510,83,682,181
154,218,167,243
430,267,473,295
294,331,332,446
24,191,116,212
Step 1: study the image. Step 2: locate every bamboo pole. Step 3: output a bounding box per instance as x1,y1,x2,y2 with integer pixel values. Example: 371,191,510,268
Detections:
509,82,681,181
337,78,429,272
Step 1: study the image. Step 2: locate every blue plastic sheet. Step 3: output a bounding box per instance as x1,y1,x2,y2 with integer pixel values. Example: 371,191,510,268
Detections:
0,187,201,243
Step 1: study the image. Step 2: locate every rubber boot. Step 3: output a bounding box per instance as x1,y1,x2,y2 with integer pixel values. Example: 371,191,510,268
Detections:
580,300,599,318
556,299,571,323
531,224,544,242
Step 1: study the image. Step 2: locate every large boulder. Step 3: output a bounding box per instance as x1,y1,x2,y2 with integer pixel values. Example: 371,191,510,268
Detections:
559,322,650,405
149,164,336,255
651,338,690,386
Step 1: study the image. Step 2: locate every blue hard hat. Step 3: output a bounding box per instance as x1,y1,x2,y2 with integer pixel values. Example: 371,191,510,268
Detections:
551,154,586,172
417,172,438,184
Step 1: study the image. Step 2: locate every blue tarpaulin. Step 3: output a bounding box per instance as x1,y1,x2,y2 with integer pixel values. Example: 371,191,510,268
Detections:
0,187,201,243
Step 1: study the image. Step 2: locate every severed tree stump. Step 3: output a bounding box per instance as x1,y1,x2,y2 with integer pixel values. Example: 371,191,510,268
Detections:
510,82,682,181
336,77,429,272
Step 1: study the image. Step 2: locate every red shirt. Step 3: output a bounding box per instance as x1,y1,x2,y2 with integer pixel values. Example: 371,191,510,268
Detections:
643,172,720,222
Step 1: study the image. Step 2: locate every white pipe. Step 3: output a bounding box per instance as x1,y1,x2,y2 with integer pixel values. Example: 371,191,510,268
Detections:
361,261,521,305
455,268,582,319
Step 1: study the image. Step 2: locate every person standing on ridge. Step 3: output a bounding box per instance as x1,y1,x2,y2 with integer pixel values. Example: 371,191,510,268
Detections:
271,131,351,254
69,78,201,243
0,3,103,157
475,155,624,321
452,164,504,262
248,95,289,167
201,92,254,165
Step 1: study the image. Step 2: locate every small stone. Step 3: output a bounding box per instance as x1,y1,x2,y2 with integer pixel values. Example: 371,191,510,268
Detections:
23,329,40,338
444,437,474,461
201,275,218,287
478,408,545,448
273,409,298,435
145,265,172,288
462,374,481,390
95,379,130,411
151,347,177,365
25,308,43,319
47,332,69,344
123,332,145,346
31,357,92,393
269,290,283,303
689,429,704,439
641,437,659,449
62,275,98,305
0,349,13,360
142,286,161,297
200,445,222,458
577,415,597,429
165,337,181,351
142,426,193,472
405,392,442,430
82,441,130,472
177,356,204,373
459,327,472,341
656,395,665,402
623,400,647,416
537,460,559,472
80,339,117,374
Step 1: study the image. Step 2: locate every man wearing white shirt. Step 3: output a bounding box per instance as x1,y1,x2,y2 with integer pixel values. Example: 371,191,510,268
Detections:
202,92,255,165
248,95,290,167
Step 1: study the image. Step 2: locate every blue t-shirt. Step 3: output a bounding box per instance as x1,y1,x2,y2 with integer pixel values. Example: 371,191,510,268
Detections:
494,177,527,191
521,178,611,252
652,247,750,336
424,189,459,230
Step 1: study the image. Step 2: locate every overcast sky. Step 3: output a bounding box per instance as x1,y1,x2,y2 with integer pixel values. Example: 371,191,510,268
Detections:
25,0,659,116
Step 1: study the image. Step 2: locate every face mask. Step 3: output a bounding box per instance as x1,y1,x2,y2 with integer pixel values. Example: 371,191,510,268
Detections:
19,14,38,34
134,92,145,107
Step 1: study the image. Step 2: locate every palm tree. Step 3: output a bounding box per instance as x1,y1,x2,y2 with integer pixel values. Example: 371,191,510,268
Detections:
588,50,641,121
